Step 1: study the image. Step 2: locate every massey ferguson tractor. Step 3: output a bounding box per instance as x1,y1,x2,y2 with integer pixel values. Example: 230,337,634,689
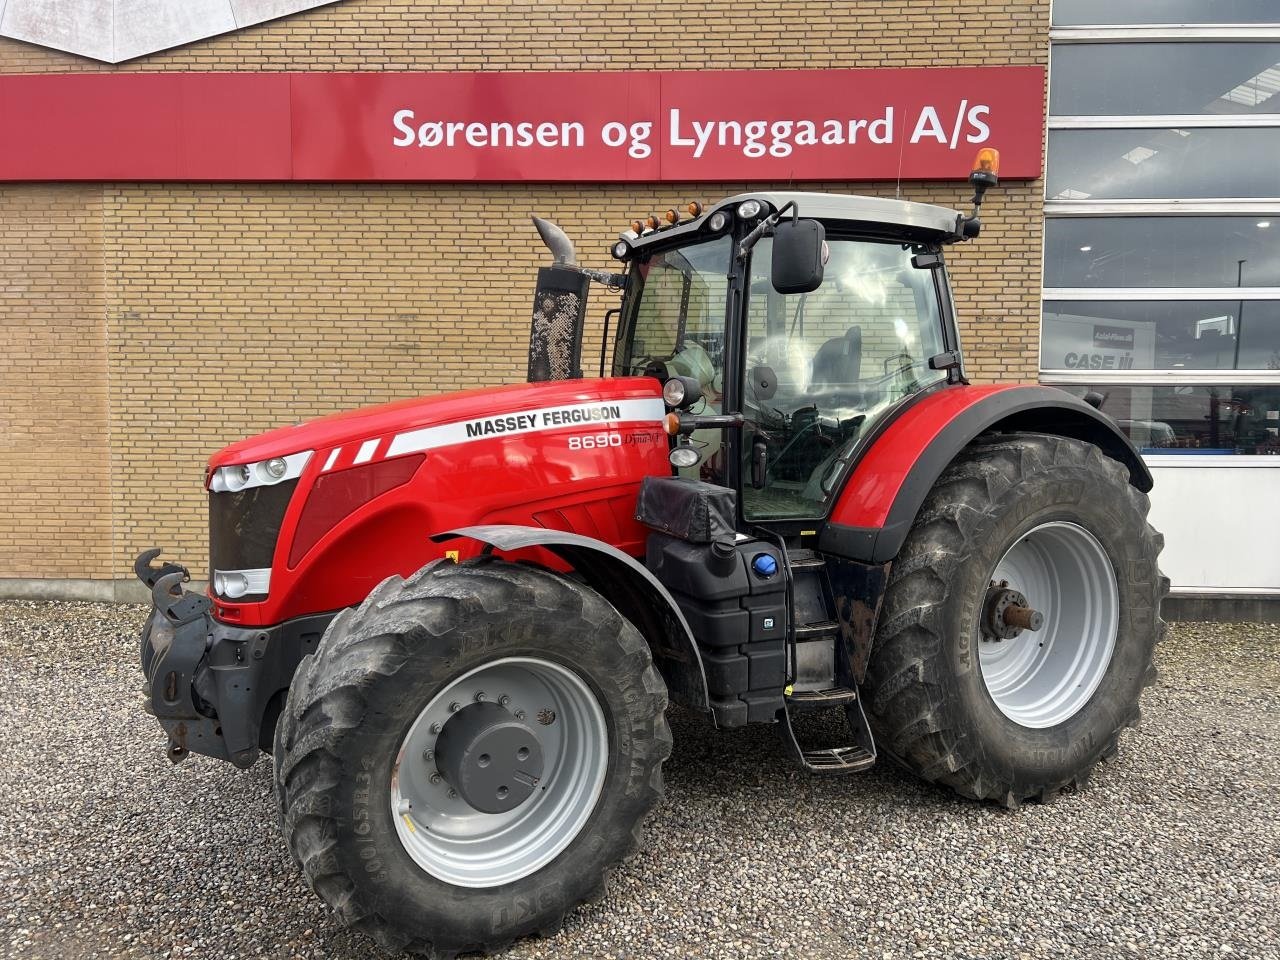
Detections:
136,149,1166,956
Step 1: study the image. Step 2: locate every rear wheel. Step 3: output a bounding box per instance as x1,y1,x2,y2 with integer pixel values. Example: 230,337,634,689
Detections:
860,433,1167,806
273,558,670,956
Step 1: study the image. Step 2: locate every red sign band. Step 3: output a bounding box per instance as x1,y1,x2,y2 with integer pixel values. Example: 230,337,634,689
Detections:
0,68,1045,182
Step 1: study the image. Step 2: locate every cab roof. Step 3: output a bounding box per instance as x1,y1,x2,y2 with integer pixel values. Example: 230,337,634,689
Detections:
622,191,964,252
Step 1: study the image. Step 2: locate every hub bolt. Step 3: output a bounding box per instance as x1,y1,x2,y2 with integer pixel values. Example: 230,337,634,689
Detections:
514,710,526,720
429,722,442,734
474,691,486,702
499,695,511,707
448,788,457,799
422,748,433,762
429,773,442,785
449,701,461,712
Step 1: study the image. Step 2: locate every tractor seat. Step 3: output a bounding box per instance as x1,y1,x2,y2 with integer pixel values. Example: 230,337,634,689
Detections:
811,327,862,388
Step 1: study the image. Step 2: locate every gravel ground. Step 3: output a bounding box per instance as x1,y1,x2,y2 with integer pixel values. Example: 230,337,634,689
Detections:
1,601,1277,960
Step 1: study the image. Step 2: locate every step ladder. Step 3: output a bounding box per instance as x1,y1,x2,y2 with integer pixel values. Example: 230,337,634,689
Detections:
777,548,878,775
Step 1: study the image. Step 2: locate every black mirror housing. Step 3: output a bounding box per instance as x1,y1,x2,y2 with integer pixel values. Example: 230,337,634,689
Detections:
770,218,826,295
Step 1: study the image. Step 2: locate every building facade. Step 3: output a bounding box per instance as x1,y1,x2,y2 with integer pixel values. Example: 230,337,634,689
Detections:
0,0,1050,599
3,0,1274,609
1044,0,1280,600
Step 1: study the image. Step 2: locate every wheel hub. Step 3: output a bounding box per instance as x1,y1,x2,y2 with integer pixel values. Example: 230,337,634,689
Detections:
390,656,609,888
435,701,545,814
981,582,1045,641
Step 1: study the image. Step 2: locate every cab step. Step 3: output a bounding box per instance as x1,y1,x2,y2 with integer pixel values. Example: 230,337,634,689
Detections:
787,548,827,571
777,686,878,775
794,620,839,640
786,685,858,708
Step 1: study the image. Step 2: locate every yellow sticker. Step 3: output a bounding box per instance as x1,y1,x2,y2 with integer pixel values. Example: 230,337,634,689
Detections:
784,684,794,696
445,549,460,563
402,815,416,834
800,530,817,537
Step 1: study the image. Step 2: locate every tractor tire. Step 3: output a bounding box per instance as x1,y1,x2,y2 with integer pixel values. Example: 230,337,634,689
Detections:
860,433,1167,807
273,557,671,957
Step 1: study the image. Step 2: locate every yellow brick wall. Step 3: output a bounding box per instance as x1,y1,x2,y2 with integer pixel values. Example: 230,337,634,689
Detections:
0,185,111,578
0,0,1049,583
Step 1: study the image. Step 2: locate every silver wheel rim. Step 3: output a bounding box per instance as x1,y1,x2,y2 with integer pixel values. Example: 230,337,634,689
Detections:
390,656,608,888
978,521,1119,729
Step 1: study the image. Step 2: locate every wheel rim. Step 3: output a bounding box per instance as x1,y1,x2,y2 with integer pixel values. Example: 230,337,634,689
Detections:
390,656,608,888
977,521,1119,729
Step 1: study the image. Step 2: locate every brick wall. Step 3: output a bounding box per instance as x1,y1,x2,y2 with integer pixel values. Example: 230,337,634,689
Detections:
0,0,1049,583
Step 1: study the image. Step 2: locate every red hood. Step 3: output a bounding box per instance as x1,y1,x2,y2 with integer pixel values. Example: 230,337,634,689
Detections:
209,377,664,469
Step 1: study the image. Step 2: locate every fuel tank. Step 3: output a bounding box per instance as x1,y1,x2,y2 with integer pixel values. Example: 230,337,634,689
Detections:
206,377,670,626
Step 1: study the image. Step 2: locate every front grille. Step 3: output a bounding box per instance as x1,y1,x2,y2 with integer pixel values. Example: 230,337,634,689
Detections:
208,479,298,591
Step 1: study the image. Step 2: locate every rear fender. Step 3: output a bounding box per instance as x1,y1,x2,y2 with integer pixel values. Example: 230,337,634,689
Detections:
822,384,1152,563
433,524,710,714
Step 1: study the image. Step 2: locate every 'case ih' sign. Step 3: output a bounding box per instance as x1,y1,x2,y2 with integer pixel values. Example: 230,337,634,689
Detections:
0,68,1044,182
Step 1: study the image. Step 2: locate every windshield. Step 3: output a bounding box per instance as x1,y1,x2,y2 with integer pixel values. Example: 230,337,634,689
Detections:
742,236,947,520
614,235,731,400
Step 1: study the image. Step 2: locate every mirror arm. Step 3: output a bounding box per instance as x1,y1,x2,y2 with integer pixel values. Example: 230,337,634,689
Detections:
737,200,798,261
676,412,745,435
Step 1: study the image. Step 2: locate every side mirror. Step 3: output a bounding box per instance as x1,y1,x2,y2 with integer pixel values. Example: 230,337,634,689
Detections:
770,218,826,295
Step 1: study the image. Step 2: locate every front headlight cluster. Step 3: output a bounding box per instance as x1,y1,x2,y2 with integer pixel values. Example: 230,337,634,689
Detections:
208,451,313,492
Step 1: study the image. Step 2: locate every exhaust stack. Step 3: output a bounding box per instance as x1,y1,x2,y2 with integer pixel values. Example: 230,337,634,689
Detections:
527,216,588,382
531,215,578,266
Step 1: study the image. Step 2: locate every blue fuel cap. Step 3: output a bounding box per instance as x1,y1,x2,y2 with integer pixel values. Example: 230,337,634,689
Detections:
751,553,778,578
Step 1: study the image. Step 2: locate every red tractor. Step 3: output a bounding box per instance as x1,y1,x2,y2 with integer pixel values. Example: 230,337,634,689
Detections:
136,151,1165,956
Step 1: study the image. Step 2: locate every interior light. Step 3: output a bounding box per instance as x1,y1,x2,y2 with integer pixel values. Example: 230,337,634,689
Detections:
1258,221,1272,229
1080,245,1093,252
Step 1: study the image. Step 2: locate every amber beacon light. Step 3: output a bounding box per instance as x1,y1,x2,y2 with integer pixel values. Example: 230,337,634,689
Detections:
970,148,1001,188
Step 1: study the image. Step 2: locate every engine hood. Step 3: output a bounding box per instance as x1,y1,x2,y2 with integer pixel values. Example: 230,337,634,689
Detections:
208,377,665,470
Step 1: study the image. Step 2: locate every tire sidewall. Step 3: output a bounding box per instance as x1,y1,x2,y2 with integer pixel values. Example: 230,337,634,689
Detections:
941,465,1159,790
321,599,659,949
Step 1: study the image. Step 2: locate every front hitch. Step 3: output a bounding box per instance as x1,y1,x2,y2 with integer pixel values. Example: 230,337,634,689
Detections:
135,549,266,768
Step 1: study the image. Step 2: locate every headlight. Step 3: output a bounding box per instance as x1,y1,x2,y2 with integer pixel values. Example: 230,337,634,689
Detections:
661,375,703,410
214,572,249,598
209,451,313,492
737,199,763,219
707,211,728,232
611,240,631,259
669,445,701,469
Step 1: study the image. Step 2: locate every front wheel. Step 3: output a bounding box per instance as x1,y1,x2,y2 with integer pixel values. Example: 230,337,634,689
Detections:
274,558,671,956
861,433,1167,806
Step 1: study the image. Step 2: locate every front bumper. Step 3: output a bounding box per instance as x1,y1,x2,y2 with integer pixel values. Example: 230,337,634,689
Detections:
134,549,333,769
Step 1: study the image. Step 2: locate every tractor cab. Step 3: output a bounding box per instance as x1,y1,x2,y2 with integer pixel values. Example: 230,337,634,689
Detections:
610,191,967,526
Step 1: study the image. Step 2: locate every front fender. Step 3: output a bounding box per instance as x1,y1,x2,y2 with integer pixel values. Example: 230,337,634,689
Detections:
822,384,1152,563
433,524,711,715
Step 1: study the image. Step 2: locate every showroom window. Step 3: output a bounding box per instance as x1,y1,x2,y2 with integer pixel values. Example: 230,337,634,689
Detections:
1045,6,1280,456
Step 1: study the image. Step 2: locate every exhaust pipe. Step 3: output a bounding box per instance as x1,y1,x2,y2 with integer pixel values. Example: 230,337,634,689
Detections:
531,215,577,266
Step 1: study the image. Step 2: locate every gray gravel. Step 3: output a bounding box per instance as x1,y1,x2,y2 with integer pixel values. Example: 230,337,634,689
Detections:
1,601,1277,960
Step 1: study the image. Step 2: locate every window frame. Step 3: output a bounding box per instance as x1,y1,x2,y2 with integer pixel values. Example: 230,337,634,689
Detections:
1043,17,1280,450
